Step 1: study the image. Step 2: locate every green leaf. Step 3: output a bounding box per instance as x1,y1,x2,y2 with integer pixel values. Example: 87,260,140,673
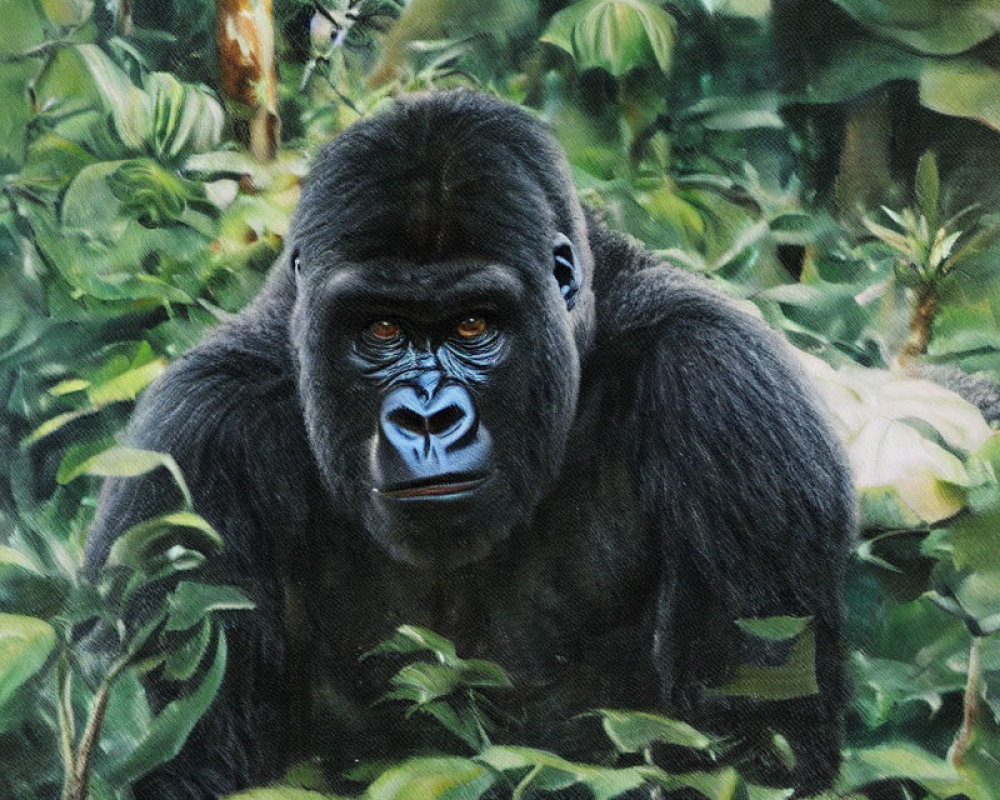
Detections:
0,546,71,619
364,756,495,800
707,0,771,18
839,741,978,798
165,583,255,632
224,790,340,800
162,617,213,681
58,446,192,507
597,709,714,752
55,438,117,485
61,160,128,234
72,44,151,151
40,0,93,25
541,0,676,76
23,406,104,446
457,659,513,689
681,93,784,132
478,746,733,800
712,628,819,700
795,38,922,104
107,512,223,570
390,662,462,704
850,417,971,527
0,546,41,576
915,150,940,228
85,356,166,406
832,0,1000,55
365,625,458,664
0,614,56,711
920,58,1000,132
144,72,224,161
107,628,229,786
735,615,812,641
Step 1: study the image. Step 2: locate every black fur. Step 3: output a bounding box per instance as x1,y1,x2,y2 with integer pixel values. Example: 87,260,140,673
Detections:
86,91,855,798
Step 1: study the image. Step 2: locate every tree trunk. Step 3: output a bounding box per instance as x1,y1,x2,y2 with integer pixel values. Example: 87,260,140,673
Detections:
216,0,280,161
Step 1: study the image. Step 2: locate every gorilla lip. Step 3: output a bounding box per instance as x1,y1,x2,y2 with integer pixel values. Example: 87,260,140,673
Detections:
375,473,489,499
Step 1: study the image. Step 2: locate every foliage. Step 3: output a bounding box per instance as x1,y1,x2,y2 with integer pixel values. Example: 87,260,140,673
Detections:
2,0,1000,798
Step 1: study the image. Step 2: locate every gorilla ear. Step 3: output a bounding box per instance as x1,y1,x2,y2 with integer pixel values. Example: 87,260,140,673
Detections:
552,233,580,310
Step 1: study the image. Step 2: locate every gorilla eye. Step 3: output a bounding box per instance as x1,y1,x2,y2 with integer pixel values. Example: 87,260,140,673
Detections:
370,320,402,340
456,317,488,339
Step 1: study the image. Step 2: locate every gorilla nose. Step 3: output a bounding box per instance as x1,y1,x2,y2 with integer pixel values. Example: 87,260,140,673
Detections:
381,383,477,449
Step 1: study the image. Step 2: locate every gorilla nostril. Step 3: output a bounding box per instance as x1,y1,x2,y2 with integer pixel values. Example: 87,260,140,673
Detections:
387,407,426,435
427,404,465,436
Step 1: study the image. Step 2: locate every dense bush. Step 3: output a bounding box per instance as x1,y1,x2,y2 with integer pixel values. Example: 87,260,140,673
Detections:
2,1,1000,798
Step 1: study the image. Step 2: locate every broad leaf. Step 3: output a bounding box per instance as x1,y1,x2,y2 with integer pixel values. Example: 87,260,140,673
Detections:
107,512,222,570
832,0,1000,55
106,628,229,786
0,614,56,711
541,0,676,76
364,756,495,800
597,709,714,752
735,616,812,641
920,57,1000,132
58,447,192,507
712,628,819,700
165,583,255,632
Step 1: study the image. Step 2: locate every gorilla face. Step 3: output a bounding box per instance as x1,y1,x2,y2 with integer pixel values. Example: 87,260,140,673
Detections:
286,93,594,568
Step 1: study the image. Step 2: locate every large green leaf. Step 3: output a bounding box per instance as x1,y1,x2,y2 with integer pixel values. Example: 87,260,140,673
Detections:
72,45,223,162
0,614,56,711
478,746,739,800
106,628,229,786
541,0,676,76
0,546,71,619
712,628,819,701
794,38,922,104
839,741,982,799
106,512,222,570
57,446,192,507
852,416,969,527
800,355,992,526
920,58,1000,132
364,756,495,800
365,625,458,664
0,1,44,168
832,0,1000,55
597,709,714,752
224,791,341,800
165,583,255,632
735,615,812,641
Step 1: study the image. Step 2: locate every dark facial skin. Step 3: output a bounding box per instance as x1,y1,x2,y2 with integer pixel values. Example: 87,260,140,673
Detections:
289,244,582,569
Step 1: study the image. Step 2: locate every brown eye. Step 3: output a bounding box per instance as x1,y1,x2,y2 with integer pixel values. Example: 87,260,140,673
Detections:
370,320,402,340
456,317,487,339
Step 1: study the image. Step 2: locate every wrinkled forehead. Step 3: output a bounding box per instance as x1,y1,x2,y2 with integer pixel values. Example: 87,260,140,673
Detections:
291,96,574,269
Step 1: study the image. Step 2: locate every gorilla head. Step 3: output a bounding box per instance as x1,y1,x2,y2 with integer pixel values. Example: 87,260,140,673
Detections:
287,92,596,568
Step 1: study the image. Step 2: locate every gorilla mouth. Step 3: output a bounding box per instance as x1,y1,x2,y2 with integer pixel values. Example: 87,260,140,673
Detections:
375,472,490,499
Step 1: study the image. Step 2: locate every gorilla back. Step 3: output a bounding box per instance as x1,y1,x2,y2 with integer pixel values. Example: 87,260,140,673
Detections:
87,90,855,798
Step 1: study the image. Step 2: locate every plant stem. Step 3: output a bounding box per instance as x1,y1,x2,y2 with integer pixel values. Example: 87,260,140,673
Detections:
951,636,982,768
56,652,75,777
61,659,126,800
900,282,939,363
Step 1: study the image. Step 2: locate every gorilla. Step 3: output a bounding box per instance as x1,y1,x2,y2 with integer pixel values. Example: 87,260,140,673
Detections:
87,90,855,798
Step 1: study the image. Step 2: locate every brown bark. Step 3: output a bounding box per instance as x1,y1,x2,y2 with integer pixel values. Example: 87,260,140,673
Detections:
900,283,939,363
216,0,280,161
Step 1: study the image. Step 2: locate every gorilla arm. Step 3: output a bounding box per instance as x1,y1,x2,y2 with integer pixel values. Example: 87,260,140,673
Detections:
608,262,854,793
85,316,309,799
